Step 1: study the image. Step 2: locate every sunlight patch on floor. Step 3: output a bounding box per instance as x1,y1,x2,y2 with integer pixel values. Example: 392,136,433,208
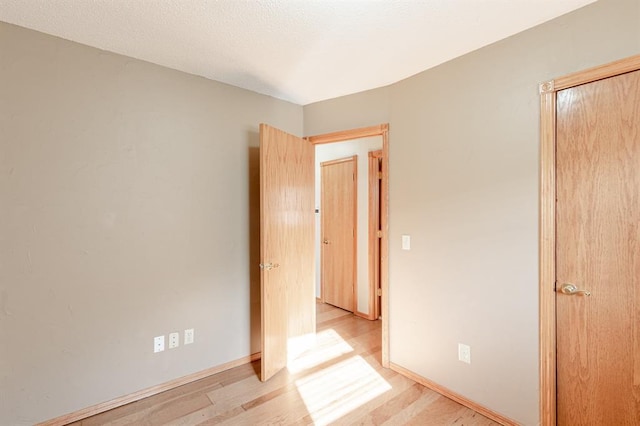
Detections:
295,354,392,425
287,332,317,364
287,328,354,374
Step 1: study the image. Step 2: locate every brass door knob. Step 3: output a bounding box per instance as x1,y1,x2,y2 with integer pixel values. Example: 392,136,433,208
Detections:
259,263,280,271
560,283,591,296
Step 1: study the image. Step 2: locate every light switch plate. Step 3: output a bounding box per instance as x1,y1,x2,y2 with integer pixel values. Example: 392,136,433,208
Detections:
458,343,471,364
184,329,194,345
402,235,411,250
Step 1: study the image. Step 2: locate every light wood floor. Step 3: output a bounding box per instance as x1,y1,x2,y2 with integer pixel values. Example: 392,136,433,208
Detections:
70,303,499,425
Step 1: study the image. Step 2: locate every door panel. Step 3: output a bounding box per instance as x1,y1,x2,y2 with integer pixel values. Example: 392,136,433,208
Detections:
260,124,315,382
321,156,356,312
556,70,640,424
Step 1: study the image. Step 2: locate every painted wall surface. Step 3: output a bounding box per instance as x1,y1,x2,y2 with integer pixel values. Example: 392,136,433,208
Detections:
315,137,383,315
304,86,390,136
0,22,302,424
304,0,640,424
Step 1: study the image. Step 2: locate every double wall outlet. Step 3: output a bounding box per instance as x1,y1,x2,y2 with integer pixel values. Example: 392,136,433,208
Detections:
458,343,471,364
169,332,180,349
154,336,165,353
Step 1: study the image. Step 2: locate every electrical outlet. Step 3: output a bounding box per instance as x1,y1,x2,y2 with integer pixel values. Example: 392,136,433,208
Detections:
458,343,471,364
169,332,179,349
154,335,165,353
184,328,194,345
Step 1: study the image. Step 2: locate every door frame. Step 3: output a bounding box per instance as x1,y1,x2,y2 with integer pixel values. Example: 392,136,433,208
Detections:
306,124,390,368
320,155,358,312
369,150,383,320
539,54,640,425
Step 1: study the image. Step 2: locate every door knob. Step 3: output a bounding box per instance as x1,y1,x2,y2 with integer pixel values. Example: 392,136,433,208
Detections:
323,239,330,244
259,263,280,271
560,283,591,296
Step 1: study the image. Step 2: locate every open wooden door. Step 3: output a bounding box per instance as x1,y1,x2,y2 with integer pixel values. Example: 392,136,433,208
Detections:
259,124,315,382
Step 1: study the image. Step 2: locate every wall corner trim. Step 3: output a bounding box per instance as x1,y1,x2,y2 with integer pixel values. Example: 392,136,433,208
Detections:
389,363,519,426
37,352,262,426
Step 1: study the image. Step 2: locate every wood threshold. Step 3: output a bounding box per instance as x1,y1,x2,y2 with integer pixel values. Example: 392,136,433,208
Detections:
306,124,389,145
37,352,261,426
390,363,518,426
539,54,640,426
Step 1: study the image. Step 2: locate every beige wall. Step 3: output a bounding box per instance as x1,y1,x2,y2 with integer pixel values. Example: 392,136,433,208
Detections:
304,86,390,136
0,22,302,424
304,0,640,424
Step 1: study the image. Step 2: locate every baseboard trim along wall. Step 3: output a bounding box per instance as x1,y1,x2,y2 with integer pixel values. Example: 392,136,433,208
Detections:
37,352,262,426
389,363,518,426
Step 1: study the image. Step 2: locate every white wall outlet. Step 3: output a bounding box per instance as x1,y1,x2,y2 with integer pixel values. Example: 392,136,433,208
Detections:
458,343,471,364
184,328,194,345
402,235,411,250
154,335,165,353
169,332,179,349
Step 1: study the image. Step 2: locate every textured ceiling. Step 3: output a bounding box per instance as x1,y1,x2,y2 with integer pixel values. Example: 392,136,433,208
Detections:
0,0,595,105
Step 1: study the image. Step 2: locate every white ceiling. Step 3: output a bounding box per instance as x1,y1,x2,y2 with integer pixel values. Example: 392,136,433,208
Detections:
0,0,595,105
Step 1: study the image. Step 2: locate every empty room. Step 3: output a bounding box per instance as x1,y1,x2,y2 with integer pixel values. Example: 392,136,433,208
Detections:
2,0,640,425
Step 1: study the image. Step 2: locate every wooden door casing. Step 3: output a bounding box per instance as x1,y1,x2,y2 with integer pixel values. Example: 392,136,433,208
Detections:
320,156,357,312
260,124,315,382
369,150,383,319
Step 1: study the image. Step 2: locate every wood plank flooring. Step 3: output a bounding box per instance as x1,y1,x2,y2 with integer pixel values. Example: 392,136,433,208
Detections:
70,303,499,425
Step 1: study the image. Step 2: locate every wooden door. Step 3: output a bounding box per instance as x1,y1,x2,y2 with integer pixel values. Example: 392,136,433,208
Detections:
556,70,640,424
321,156,356,312
260,124,315,382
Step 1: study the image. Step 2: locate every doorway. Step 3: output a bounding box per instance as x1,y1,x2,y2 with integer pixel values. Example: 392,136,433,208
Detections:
539,55,640,424
307,124,390,367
